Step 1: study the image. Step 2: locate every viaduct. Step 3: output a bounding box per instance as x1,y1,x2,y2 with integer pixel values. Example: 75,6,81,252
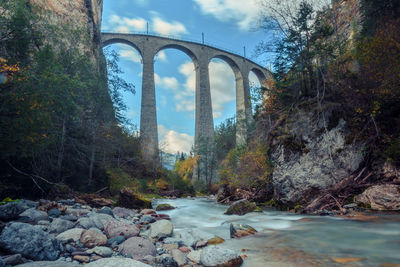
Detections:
101,32,271,180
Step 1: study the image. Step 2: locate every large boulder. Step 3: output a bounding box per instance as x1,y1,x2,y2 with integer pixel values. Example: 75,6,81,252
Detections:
118,237,156,260
271,117,364,207
200,246,243,267
77,212,115,229
173,229,214,248
49,218,75,234
149,220,173,239
224,199,258,216
18,208,48,223
56,228,85,242
85,257,151,267
79,228,107,248
104,220,139,239
355,184,400,210
230,223,257,238
0,200,38,221
0,222,59,260
112,207,137,219
118,188,151,209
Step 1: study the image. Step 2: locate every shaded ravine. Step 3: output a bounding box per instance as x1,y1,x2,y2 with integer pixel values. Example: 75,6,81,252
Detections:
153,198,400,267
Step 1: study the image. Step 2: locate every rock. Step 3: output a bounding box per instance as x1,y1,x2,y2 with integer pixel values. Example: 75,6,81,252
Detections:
171,249,186,266
343,203,358,209
142,255,155,265
200,246,243,267
0,222,59,260
195,240,208,249
230,223,257,238
16,262,80,267
73,255,90,263
79,228,107,248
155,204,175,211
118,237,156,260
49,218,75,234
0,200,38,221
118,188,151,209
0,257,3,267
86,246,113,257
164,238,184,246
98,207,114,216
59,215,78,222
104,220,139,239
207,236,225,245
153,213,171,220
76,194,113,208
175,229,214,248
271,117,364,206
187,250,201,264
48,208,62,217
355,184,400,210
139,215,156,224
85,257,151,267
107,236,125,246
157,254,178,267
18,208,48,223
178,246,191,253
224,199,258,216
3,254,23,265
140,209,156,215
112,207,137,218
163,243,179,251
77,212,115,229
56,228,85,242
149,220,173,239
65,207,90,217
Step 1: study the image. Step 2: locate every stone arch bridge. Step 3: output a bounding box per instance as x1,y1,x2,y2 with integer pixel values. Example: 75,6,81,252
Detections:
101,32,271,166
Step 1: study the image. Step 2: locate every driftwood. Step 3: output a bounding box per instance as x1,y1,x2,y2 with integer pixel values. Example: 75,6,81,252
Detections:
303,167,376,214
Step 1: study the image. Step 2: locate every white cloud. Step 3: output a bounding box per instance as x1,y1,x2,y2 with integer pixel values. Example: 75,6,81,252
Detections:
158,125,193,154
119,49,141,63
209,60,235,118
155,74,180,90
152,17,188,36
192,0,261,30
106,14,147,33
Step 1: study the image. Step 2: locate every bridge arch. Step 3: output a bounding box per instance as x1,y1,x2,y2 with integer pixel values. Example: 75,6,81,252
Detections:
102,38,143,58
156,44,199,65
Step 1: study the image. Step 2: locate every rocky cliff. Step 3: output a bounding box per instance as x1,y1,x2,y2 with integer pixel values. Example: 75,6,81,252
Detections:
30,0,103,57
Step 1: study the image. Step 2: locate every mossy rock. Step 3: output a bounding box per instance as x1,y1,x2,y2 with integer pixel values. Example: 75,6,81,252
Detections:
225,199,258,216
118,188,152,209
207,236,225,245
156,203,175,211
253,206,263,212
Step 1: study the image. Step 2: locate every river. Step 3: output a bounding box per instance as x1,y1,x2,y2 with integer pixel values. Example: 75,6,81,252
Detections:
153,197,400,267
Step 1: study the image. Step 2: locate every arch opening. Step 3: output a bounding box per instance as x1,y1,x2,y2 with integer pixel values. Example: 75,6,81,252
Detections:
154,48,196,163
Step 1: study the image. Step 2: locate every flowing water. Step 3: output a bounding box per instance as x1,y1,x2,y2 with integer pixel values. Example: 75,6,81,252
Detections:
153,197,400,267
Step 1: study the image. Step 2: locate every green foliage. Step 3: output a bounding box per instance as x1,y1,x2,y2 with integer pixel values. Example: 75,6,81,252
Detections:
219,143,272,189
384,137,400,163
214,116,236,162
0,0,142,198
106,168,136,195
0,197,19,205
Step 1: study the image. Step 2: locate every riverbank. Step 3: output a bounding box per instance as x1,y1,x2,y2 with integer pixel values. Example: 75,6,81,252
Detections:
1,197,399,266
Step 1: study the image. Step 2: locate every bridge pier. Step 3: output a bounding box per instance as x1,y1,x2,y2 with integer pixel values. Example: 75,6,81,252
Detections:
193,57,217,184
140,51,159,165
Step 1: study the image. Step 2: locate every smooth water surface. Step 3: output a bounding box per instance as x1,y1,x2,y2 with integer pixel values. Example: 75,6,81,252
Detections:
153,198,400,267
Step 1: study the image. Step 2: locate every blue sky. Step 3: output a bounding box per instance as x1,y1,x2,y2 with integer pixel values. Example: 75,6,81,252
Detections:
102,0,271,154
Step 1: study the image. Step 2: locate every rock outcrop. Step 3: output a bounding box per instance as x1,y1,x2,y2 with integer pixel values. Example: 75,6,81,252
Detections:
355,184,400,210
271,112,364,207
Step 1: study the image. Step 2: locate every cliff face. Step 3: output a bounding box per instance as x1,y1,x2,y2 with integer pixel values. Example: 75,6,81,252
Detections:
29,0,103,55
